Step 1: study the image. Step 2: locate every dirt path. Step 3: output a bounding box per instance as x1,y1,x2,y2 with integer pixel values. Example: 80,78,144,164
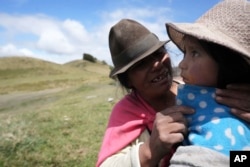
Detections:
0,88,63,109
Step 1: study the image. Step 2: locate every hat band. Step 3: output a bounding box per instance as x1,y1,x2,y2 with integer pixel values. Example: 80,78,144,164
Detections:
112,33,159,68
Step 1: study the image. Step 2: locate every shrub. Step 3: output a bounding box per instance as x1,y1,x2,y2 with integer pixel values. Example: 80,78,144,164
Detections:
83,53,96,63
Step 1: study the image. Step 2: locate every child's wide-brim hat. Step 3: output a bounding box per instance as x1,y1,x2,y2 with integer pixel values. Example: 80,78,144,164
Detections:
109,19,169,77
166,0,250,64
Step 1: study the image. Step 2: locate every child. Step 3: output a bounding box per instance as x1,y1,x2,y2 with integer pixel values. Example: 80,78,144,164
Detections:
176,35,250,156
165,0,250,166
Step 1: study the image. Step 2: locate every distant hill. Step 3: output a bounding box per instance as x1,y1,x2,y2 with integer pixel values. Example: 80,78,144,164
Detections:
0,56,112,94
0,56,60,69
64,59,111,76
0,56,69,78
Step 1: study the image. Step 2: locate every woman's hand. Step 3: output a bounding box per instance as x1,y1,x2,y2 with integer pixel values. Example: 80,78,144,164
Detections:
139,106,194,167
216,84,250,123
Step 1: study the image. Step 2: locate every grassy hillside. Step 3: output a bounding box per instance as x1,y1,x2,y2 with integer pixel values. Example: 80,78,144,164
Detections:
64,59,111,76
0,56,112,94
0,56,120,166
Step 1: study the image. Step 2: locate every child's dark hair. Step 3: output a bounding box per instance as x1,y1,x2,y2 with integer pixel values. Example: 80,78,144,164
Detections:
199,40,250,88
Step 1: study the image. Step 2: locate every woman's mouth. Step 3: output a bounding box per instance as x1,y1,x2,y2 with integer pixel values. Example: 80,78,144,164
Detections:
151,70,169,83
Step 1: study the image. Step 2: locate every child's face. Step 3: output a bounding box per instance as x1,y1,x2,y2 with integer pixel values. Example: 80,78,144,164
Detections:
178,36,218,87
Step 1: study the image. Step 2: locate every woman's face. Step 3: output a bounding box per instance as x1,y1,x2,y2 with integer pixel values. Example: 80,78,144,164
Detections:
127,47,172,98
178,36,218,87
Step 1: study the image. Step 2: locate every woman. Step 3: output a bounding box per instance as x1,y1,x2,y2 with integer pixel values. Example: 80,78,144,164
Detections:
96,18,250,167
96,19,193,167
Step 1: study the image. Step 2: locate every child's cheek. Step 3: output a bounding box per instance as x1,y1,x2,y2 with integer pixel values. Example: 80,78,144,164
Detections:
188,66,201,84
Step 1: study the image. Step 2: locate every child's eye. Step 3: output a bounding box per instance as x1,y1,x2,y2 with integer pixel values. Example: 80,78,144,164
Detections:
191,51,199,57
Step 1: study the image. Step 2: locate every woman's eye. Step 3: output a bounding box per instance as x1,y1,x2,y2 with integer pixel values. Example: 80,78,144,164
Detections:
131,58,148,70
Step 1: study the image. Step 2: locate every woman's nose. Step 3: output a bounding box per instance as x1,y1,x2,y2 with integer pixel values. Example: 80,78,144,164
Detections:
152,54,169,71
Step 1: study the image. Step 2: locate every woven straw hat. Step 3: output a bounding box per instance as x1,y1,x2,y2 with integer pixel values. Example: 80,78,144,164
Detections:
109,19,169,77
166,0,250,64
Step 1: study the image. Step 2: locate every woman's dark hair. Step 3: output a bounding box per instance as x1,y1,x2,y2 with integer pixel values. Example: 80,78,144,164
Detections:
117,72,130,89
199,40,250,88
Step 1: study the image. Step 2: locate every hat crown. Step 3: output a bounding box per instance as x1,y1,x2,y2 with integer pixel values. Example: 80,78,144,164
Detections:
197,0,250,54
109,19,151,58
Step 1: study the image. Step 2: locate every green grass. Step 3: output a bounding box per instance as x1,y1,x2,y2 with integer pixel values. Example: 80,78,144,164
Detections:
0,56,122,167
0,57,111,94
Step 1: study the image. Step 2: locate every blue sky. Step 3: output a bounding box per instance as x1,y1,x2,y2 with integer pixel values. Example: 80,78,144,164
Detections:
0,0,222,66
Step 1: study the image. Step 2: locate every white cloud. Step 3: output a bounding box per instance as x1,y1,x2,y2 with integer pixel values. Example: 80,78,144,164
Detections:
0,6,182,66
0,13,87,62
0,43,34,56
0,44,16,54
62,19,89,43
0,43,69,65
37,30,74,55
19,48,34,56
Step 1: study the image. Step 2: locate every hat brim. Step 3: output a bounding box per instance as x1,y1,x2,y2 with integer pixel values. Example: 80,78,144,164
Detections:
166,23,250,64
110,40,169,77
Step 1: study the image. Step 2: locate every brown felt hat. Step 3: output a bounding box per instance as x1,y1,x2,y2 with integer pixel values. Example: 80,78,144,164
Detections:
166,0,250,64
109,19,169,77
